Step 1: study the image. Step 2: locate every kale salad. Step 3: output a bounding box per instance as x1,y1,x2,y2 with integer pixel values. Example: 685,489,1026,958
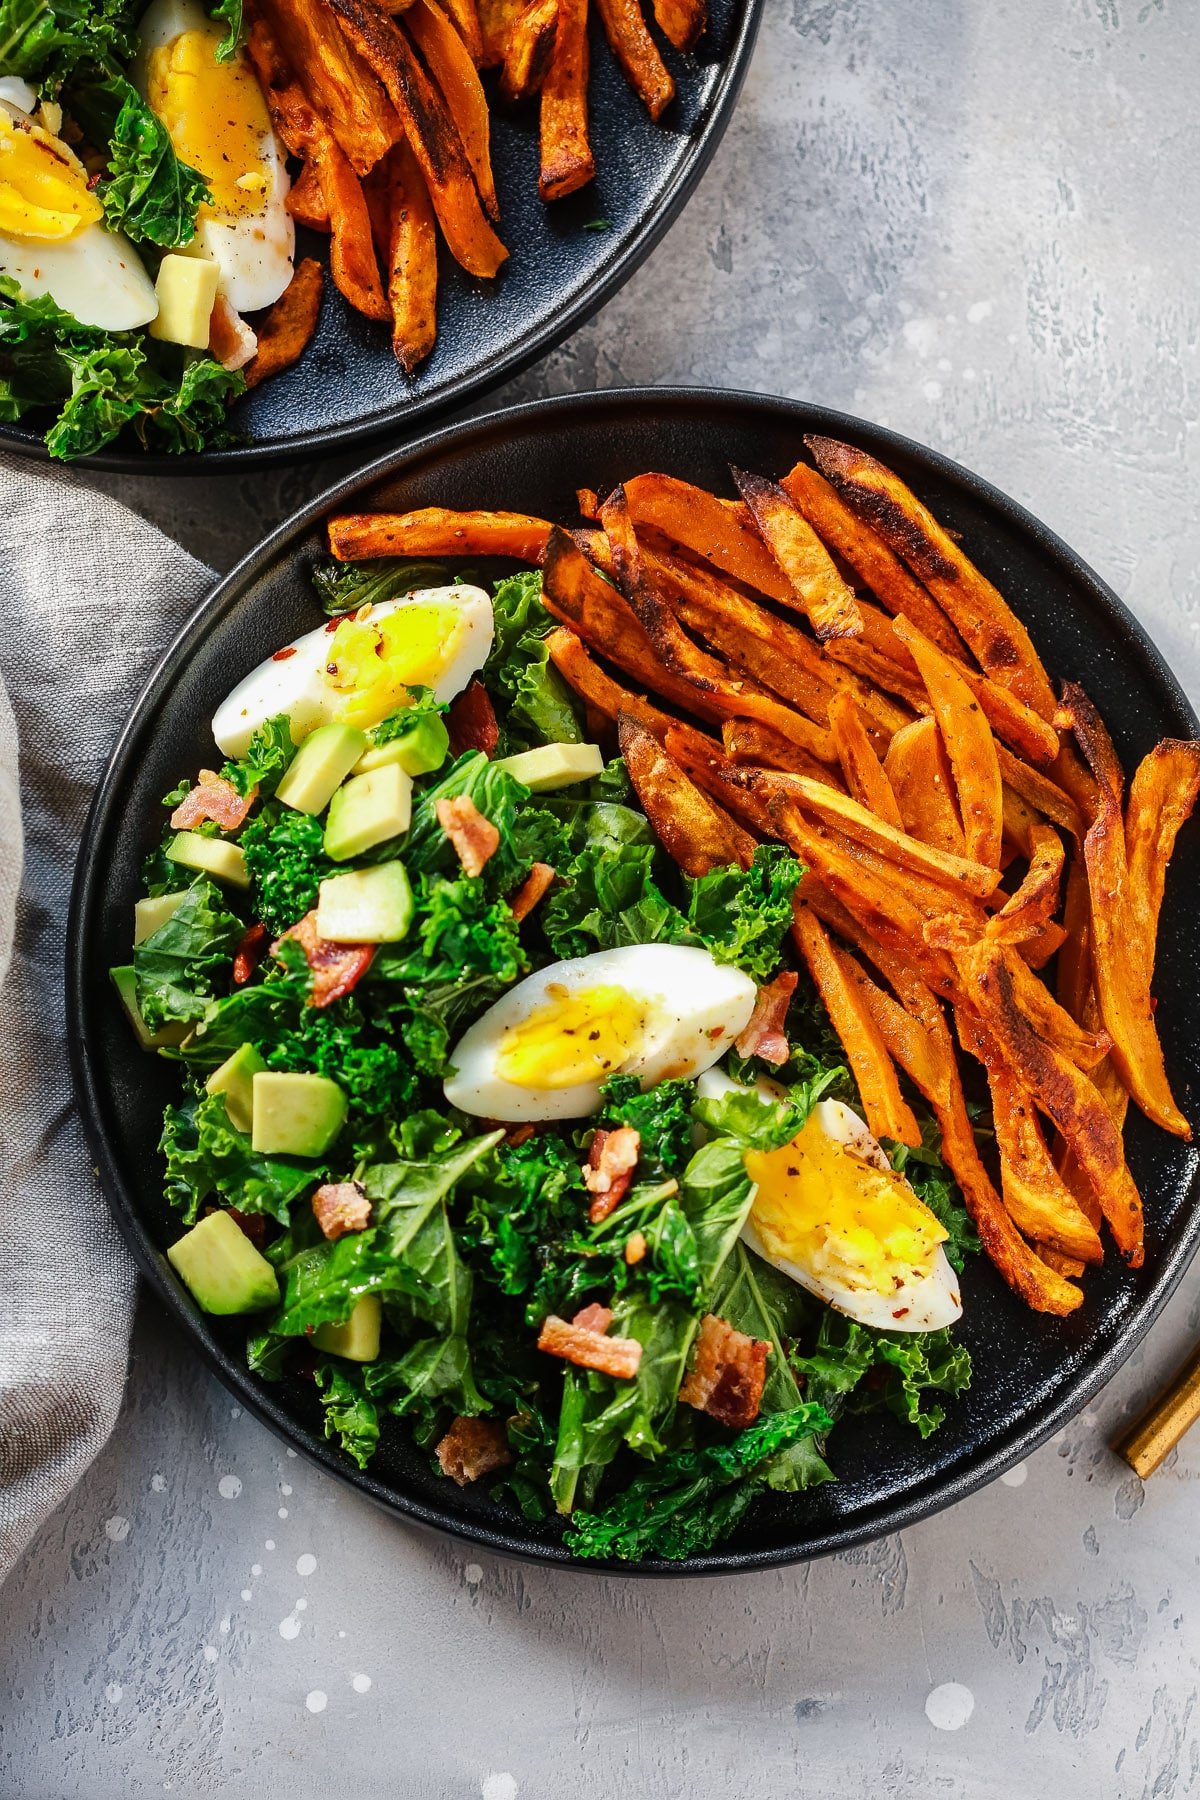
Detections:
117,560,976,1563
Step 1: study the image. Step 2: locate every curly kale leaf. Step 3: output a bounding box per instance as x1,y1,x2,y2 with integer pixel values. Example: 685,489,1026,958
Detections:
314,1362,380,1470
685,844,803,981
482,570,582,754
219,713,295,800
160,1092,323,1226
241,805,338,937
598,1073,695,1178
133,877,242,1030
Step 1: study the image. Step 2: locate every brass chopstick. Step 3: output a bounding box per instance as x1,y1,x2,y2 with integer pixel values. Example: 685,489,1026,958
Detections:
1114,1343,1200,1479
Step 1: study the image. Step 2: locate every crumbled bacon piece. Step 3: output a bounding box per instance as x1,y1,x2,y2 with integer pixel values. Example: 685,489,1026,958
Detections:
583,1126,640,1224
436,795,500,878
274,911,375,1007
202,1204,267,1249
510,861,556,923
505,1123,535,1148
232,921,270,986
312,1180,371,1241
209,295,258,371
538,1312,642,1380
435,1416,513,1486
624,1230,647,1266
447,679,499,758
572,1302,614,1333
679,1313,770,1429
734,970,799,1066
170,769,256,832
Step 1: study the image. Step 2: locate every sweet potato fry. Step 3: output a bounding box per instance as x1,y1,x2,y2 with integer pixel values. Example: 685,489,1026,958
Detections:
996,744,1082,840
595,0,673,117
317,137,390,319
286,159,330,230
1065,683,1191,1139
806,435,1057,721
405,0,498,218
883,717,966,859
793,906,921,1147
546,628,720,771
439,0,485,59
622,473,794,604
732,468,864,643
618,716,756,875
477,0,527,60
499,0,558,101
382,136,438,371
256,0,402,173
651,0,703,50
827,691,903,828
1125,740,1200,973
329,0,509,278
328,506,551,562
663,729,778,840
244,258,325,389
722,719,841,786
892,614,1003,869
539,0,594,199
986,824,1064,946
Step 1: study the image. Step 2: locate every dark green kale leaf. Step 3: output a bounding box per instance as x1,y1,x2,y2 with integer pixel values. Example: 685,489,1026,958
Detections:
241,805,337,937
482,570,582,755
792,1313,972,1442
133,877,242,1029
314,1362,380,1470
685,844,804,981
272,1228,420,1334
690,1064,843,1154
461,1131,586,1297
219,714,295,799
310,558,454,618
71,68,210,246
160,1092,322,1226
598,1073,695,1177
404,751,531,894
541,840,692,961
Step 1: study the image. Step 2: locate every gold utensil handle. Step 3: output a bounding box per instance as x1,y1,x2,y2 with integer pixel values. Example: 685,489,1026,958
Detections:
1114,1344,1200,1479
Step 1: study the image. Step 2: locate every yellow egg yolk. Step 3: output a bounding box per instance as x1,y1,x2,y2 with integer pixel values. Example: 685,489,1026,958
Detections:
745,1116,948,1297
497,985,647,1091
147,27,272,219
321,604,467,731
0,113,103,241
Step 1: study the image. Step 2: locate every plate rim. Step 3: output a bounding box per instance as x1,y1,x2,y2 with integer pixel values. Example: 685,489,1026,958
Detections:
0,5,764,476
67,384,1200,1575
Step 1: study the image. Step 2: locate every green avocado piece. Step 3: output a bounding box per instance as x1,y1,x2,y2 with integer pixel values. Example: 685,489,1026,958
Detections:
167,1210,280,1315
205,1041,267,1133
495,742,605,791
110,965,190,1050
313,1293,382,1363
166,831,250,888
275,722,368,816
323,763,413,862
134,890,189,944
355,711,449,779
316,861,413,943
251,1070,347,1157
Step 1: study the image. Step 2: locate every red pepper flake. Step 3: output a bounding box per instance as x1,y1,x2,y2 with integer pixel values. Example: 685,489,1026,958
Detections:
272,645,298,662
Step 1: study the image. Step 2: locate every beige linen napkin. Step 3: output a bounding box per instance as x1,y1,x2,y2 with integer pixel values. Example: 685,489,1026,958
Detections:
0,456,212,1579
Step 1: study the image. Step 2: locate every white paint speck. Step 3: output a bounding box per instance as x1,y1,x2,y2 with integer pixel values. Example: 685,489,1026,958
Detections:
901,316,938,357
105,1515,130,1542
296,1553,317,1578
281,1483,293,1497
305,1690,327,1715
279,1614,302,1641
150,1474,166,1493
925,1682,975,1731
278,1507,289,1519
481,1776,518,1800
464,1563,484,1585
967,299,994,324
203,1646,218,1665
351,1673,372,1694
218,1617,231,1636
922,379,944,401
338,1631,347,1640
105,1684,123,1706
286,1448,298,1459
251,1564,262,1577
295,1599,308,1613
240,1589,252,1602
1000,1462,1028,1488
265,1539,275,1551
218,1476,242,1501
230,1406,242,1420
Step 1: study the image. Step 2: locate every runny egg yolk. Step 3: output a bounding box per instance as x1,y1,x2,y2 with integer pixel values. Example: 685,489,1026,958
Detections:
322,605,467,730
147,27,272,218
496,985,647,1091
745,1116,948,1296
0,113,103,241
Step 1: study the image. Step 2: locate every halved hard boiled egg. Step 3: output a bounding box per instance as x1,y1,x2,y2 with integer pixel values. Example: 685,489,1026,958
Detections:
212,586,494,758
444,946,758,1123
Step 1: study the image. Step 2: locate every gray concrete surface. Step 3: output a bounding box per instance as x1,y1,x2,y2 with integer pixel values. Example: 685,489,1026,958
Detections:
5,1,1200,1795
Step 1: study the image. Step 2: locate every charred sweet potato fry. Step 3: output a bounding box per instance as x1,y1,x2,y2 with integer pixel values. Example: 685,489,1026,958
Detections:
329,506,552,561
439,0,485,59
651,0,703,50
317,137,391,319
892,614,1003,869
732,468,864,643
500,0,559,101
546,627,720,769
244,259,326,389
476,0,523,58
382,136,438,370
539,0,594,199
1124,740,1200,974
619,716,756,875
722,719,842,786
987,824,1064,946
286,159,330,229
405,0,499,218
995,744,1082,841
622,473,794,604
595,0,673,117
827,691,903,828
256,0,402,173
883,716,967,859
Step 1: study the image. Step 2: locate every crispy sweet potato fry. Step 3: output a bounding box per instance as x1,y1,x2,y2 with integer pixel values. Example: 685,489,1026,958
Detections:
722,719,841,786
828,691,903,828
987,824,1064,946
619,715,756,875
546,626,721,771
256,0,402,173
500,0,559,100
883,717,966,859
664,729,777,840
244,258,325,389
477,0,527,60
329,0,509,277
329,506,551,561
382,136,438,370
595,0,673,117
732,468,864,643
318,137,391,319
405,0,498,218
286,158,330,229
806,435,1057,720
622,473,794,604
440,0,485,59
1065,683,1191,1139
793,906,921,1147
892,614,1003,869
651,0,703,50
1125,740,1200,972
539,0,594,199
996,744,1082,840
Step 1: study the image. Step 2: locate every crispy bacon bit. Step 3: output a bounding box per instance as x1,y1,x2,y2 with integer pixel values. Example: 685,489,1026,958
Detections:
274,911,375,1007
679,1313,770,1430
447,679,499,759
734,970,799,1067
538,1313,643,1380
572,1302,614,1333
434,1416,513,1486
232,921,270,986
209,294,258,371
624,1230,647,1266
436,794,500,878
505,1123,535,1148
203,1204,267,1250
170,769,256,831
272,646,298,662
312,1180,371,1241
510,861,556,923
583,1126,641,1224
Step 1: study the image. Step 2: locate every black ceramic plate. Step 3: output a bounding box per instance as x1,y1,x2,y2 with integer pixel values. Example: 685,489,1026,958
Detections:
1,6,760,472
68,389,1200,1573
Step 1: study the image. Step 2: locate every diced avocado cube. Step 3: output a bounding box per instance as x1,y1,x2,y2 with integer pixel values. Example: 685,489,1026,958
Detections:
275,721,369,816
495,742,605,792
313,1294,382,1363
251,1070,347,1157
134,890,189,944
355,711,449,778
167,1210,280,1315
323,764,412,862
316,862,413,944
167,831,250,888
205,1041,267,1133
110,965,190,1050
